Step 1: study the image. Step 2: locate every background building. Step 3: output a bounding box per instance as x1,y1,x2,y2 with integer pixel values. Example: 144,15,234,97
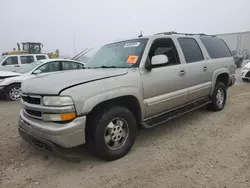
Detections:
216,31,250,59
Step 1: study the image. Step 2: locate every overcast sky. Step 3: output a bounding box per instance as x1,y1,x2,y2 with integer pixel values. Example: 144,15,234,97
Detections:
1,0,250,57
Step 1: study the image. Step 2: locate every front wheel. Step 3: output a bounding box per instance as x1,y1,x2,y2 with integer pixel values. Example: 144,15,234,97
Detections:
5,84,21,101
208,82,227,111
86,106,137,161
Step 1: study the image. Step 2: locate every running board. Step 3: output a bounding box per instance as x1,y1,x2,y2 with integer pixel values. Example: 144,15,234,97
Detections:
141,98,211,128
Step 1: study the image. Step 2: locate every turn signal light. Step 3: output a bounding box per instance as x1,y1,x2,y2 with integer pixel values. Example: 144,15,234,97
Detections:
60,112,76,121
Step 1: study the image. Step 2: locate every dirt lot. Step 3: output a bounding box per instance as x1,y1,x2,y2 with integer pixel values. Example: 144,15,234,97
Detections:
1,72,250,188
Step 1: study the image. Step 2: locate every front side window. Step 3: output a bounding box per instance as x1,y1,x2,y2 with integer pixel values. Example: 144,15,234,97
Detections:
36,61,60,73
21,56,34,64
3,56,18,65
62,61,82,70
200,36,232,59
147,38,180,67
86,39,148,68
178,38,204,63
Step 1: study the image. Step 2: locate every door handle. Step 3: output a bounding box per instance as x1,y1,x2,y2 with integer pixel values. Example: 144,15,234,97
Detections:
179,70,186,77
14,65,20,67
203,66,208,72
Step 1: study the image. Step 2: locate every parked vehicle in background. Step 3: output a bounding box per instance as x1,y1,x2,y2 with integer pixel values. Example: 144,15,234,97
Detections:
0,54,49,71
241,60,250,81
19,32,235,161
233,54,243,68
0,59,85,101
216,31,250,67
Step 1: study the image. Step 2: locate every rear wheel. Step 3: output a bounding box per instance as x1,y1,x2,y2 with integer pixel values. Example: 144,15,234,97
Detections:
208,82,227,111
86,106,137,161
5,84,21,101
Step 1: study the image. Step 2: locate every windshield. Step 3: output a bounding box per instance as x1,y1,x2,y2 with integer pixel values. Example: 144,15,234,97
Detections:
86,39,148,68
0,56,6,62
16,61,43,73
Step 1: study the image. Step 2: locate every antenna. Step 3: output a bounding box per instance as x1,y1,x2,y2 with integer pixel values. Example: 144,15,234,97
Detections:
138,30,143,37
73,32,77,55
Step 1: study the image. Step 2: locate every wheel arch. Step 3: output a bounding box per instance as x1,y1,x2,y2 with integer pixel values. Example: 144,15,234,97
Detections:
210,69,230,96
86,94,143,128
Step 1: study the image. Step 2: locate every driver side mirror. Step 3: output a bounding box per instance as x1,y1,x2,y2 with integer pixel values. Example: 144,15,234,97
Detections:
151,54,169,65
33,70,41,75
145,54,169,70
2,61,7,66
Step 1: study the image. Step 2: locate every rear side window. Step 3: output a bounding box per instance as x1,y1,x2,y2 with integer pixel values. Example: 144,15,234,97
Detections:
178,38,204,63
21,56,34,64
200,37,232,59
36,55,46,60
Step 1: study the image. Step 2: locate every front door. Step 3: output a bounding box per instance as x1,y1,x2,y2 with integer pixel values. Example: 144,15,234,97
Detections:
0,56,19,71
140,38,189,118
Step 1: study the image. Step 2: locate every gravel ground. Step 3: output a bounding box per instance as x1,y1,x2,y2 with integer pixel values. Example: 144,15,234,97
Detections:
1,68,250,188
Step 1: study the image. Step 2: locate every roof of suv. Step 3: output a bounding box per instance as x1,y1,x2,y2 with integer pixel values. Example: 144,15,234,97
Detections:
109,32,216,45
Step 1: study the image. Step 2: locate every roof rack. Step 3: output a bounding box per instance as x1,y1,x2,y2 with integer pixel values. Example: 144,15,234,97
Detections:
154,31,216,37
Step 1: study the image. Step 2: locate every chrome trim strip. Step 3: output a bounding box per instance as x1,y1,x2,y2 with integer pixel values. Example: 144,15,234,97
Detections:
24,110,42,120
144,81,212,107
21,99,75,113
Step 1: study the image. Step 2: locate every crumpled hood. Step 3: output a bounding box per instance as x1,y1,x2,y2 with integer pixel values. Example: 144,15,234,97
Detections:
0,70,21,79
21,68,128,95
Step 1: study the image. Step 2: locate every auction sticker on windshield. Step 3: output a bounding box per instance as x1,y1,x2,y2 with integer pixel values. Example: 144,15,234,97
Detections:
124,42,140,48
127,55,139,64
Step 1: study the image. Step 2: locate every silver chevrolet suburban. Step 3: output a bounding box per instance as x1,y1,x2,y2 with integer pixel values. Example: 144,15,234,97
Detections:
18,32,236,161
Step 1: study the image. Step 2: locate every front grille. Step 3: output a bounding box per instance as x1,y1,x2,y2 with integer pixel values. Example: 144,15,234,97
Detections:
245,71,250,78
22,95,41,105
25,109,42,118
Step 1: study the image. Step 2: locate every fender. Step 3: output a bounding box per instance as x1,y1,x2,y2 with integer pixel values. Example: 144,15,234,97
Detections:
80,87,145,119
210,68,230,96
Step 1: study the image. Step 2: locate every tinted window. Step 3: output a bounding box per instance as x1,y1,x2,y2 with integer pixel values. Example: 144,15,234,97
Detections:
62,61,82,70
200,37,232,59
36,55,46,60
178,38,204,63
21,56,34,64
36,61,60,73
3,56,18,65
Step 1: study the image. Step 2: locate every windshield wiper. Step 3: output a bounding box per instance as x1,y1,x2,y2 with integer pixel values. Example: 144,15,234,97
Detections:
87,65,127,69
100,65,117,68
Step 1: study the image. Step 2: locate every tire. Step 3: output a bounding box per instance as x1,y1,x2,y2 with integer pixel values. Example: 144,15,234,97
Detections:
5,84,21,101
208,82,227,111
86,106,137,161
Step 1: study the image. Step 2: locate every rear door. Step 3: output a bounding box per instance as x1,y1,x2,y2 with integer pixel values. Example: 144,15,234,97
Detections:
177,37,211,102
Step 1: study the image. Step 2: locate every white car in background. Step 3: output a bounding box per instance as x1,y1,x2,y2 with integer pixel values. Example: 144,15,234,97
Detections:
0,54,49,71
0,59,85,101
241,59,250,81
